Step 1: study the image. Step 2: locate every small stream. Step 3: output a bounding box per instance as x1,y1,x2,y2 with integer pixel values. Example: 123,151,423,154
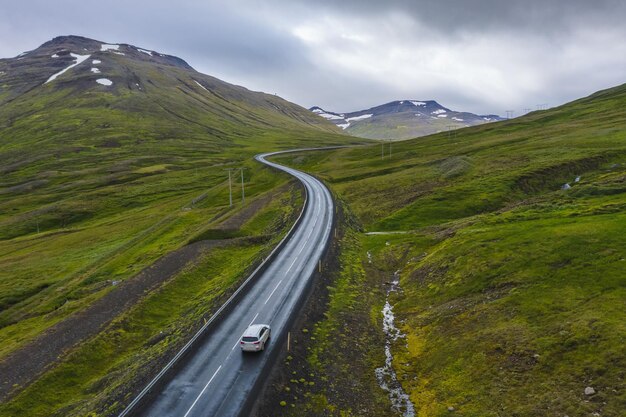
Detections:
375,272,416,417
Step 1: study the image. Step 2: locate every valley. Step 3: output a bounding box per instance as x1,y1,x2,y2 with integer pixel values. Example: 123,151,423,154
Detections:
262,83,626,416
0,24,624,417
0,36,356,416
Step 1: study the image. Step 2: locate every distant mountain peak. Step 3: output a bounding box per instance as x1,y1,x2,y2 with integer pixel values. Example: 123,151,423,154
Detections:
309,100,503,139
24,35,193,70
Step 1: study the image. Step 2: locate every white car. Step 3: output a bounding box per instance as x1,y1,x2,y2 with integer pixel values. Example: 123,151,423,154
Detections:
240,324,271,352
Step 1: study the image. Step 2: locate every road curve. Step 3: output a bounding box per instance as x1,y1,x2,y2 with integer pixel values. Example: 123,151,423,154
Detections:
127,150,334,417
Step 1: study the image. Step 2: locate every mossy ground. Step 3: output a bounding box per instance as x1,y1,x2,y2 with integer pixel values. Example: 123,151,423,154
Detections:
257,200,396,417
0,50,357,359
1,183,306,417
0,45,360,414
269,84,626,416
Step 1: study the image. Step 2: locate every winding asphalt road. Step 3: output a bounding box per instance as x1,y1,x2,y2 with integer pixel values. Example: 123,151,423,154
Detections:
128,150,334,417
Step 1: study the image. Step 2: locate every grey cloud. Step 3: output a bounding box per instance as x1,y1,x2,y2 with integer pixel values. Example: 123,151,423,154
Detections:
1,1,625,116
1,1,305,71
275,0,626,35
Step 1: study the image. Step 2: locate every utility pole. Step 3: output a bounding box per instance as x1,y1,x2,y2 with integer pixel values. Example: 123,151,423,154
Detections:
381,141,384,160
506,110,514,119
225,167,246,206
523,108,531,114
224,169,234,207
228,169,233,207
389,140,392,158
240,167,246,204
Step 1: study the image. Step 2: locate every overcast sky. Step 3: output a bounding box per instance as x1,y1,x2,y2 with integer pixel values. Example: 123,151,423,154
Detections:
2,0,625,115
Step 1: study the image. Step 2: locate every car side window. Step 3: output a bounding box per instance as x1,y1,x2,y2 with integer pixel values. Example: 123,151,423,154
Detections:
259,328,266,337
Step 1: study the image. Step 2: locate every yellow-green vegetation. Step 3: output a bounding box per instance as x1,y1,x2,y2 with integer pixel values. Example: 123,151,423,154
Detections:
0,41,352,357
2,178,305,416
0,131,341,358
0,36,360,414
1,242,262,417
272,83,626,416
273,207,396,417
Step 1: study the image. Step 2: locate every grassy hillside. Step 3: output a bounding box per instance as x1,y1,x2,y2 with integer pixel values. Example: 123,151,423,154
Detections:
270,83,626,416
0,36,358,414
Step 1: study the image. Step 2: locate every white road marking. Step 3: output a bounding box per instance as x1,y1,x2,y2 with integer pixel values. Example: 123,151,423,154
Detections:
151,156,333,417
183,365,222,417
248,312,259,326
265,279,283,304
286,256,298,274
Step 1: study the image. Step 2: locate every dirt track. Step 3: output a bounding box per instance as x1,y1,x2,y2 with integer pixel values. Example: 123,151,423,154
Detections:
0,180,299,401
0,239,221,400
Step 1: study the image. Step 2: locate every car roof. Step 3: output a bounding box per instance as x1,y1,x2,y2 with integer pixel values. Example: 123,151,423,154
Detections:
242,324,270,337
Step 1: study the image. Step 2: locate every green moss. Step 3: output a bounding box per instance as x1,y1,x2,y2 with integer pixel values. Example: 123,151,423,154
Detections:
0,53,361,413
273,83,626,415
0,242,267,417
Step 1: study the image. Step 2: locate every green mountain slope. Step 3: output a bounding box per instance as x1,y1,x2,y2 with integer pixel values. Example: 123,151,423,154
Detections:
0,35,357,414
271,83,626,416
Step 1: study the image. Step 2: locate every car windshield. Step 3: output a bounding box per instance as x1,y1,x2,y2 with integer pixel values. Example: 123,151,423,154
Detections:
242,336,258,342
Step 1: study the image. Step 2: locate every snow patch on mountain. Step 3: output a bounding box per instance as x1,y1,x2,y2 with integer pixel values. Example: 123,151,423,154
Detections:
92,59,101,64
101,44,119,52
137,48,153,56
45,53,91,84
194,80,209,92
51,54,59,58
96,78,113,86
91,68,101,74
310,100,503,139
346,114,373,122
318,112,344,120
